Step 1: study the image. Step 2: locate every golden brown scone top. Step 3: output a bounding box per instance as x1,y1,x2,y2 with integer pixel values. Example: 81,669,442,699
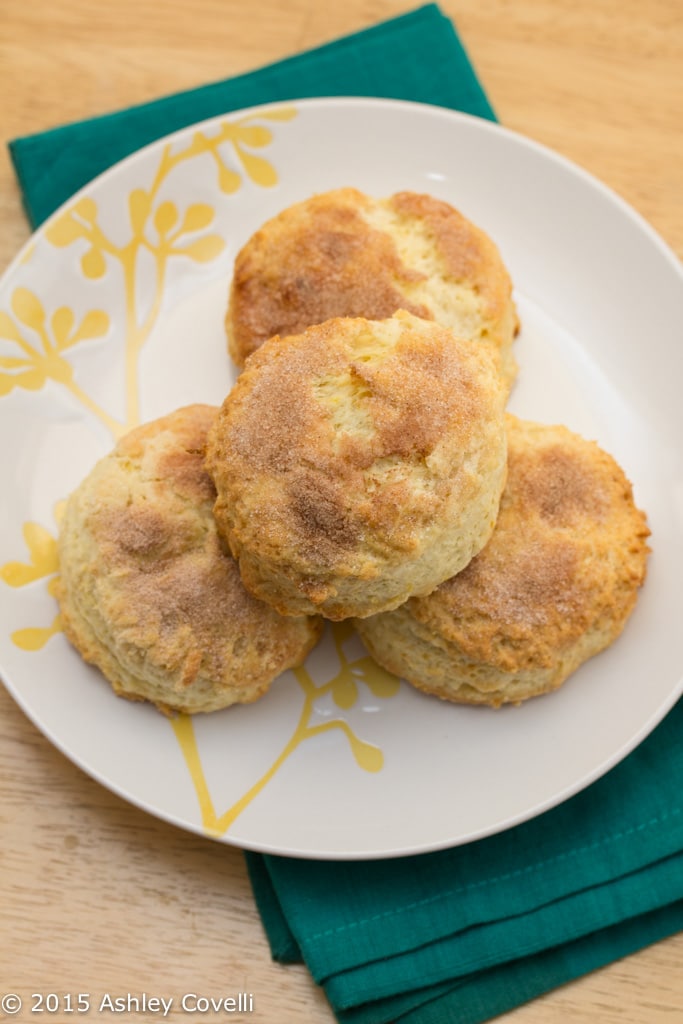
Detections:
207,311,508,618
227,188,518,383
83,406,240,674
56,404,322,714
407,415,651,673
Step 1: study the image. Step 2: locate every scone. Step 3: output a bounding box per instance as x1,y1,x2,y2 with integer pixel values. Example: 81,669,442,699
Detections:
355,416,650,706
56,405,322,714
206,311,508,621
227,187,519,387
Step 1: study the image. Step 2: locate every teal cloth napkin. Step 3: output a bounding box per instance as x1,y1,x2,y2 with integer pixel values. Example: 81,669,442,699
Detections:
248,701,683,1023
9,3,494,229
8,5,682,1022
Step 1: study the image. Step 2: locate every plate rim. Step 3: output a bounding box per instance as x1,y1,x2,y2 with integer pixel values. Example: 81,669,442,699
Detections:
4,95,682,280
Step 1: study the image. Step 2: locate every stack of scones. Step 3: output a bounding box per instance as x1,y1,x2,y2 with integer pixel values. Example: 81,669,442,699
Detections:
57,189,650,714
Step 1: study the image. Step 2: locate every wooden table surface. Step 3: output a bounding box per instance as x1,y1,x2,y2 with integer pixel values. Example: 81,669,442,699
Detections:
1,1,681,1021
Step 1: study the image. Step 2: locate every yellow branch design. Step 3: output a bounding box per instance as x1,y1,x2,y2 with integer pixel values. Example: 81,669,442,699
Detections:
171,623,395,838
12,614,62,652
63,375,127,439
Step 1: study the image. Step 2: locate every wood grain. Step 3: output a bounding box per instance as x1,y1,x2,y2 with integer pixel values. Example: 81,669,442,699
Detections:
1,1,681,1021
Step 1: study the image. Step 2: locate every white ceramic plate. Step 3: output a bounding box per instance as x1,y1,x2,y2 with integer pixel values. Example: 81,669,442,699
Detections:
1,98,681,860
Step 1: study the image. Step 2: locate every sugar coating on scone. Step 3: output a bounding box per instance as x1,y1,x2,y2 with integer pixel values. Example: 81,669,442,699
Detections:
355,415,651,706
56,405,322,714
227,188,519,387
206,311,508,621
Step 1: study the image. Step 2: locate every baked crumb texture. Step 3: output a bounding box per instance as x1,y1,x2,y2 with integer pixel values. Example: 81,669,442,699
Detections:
56,405,322,714
227,188,519,389
207,311,508,620
355,415,651,706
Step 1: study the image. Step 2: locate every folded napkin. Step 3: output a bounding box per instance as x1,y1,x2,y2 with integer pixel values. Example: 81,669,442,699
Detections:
9,3,494,229
8,5,682,1022
249,701,683,1023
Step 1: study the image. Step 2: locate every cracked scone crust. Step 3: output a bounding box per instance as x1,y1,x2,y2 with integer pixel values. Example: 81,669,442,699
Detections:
227,187,519,387
206,311,508,621
56,405,322,714
355,416,651,706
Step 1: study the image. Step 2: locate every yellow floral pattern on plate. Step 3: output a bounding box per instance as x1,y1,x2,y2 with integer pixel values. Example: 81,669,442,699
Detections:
0,511,63,651
0,103,401,837
173,622,400,838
